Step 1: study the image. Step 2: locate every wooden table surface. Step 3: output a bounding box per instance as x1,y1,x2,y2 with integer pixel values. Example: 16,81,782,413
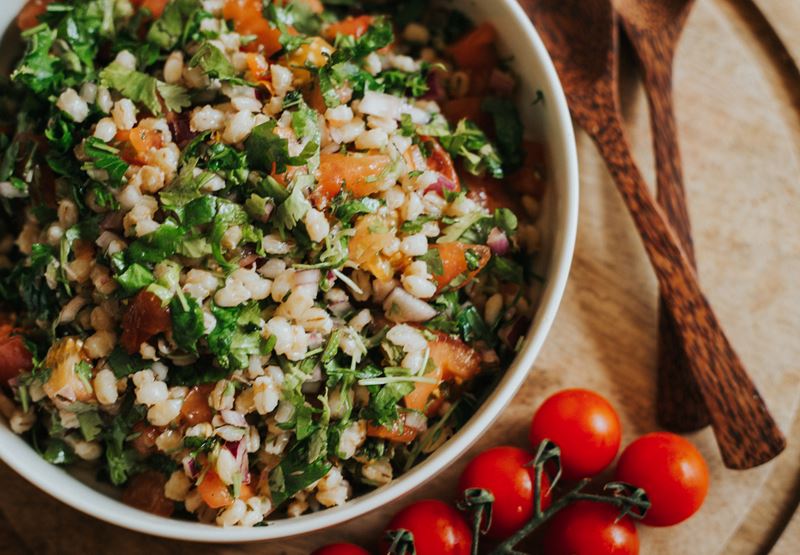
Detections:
1,0,799,553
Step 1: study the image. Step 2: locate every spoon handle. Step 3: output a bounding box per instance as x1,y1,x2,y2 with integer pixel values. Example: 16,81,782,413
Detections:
591,115,785,469
636,43,712,432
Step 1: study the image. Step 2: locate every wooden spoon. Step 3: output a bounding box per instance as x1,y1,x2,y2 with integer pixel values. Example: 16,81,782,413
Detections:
520,0,786,468
615,0,710,432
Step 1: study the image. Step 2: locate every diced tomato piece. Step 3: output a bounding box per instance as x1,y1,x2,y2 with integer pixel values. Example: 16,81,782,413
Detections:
508,141,547,199
223,0,283,56
404,364,443,413
448,23,499,70
181,385,214,425
246,53,270,84
467,70,492,96
442,97,491,130
120,291,172,355
131,0,169,18
275,0,323,13
348,214,397,281
238,482,255,502
42,338,93,402
131,421,161,456
129,126,163,154
464,173,515,212
324,15,374,40
17,0,52,30
284,37,334,85
198,470,234,509
423,138,460,189
122,471,174,517
367,416,420,444
405,334,481,412
316,153,393,204
430,243,491,291
0,326,33,384
428,333,481,383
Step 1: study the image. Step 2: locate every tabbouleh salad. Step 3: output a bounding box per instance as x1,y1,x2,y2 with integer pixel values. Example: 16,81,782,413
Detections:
0,0,547,526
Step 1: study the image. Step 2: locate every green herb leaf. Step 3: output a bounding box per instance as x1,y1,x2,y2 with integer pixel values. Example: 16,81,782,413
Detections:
147,0,204,50
116,263,155,295
245,120,318,174
100,61,190,115
482,97,524,172
418,248,444,276
189,42,239,82
126,220,185,265
83,137,129,187
107,347,149,379
78,410,104,442
171,295,205,353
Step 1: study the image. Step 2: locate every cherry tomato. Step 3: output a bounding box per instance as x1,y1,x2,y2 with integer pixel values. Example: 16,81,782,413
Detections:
614,432,709,526
311,543,370,555
381,499,472,555
529,389,621,480
458,446,553,539
542,501,639,555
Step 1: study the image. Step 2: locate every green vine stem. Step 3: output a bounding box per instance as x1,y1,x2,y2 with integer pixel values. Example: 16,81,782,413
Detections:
385,529,415,555
458,440,651,555
458,488,496,555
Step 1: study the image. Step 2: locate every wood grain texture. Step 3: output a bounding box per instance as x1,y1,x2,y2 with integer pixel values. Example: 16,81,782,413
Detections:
616,0,713,433
521,0,785,469
0,0,798,553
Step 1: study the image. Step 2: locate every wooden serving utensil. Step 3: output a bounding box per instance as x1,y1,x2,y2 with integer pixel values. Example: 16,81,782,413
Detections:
615,0,710,432
520,0,786,468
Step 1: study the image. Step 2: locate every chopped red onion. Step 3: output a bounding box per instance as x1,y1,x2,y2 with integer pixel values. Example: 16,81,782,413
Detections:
500,317,531,349
425,175,458,196
182,455,199,479
422,71,446,101
487,227,510,255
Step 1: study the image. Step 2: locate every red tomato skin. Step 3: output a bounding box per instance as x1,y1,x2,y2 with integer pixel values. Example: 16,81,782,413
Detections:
529,389,621,480
542,501,639,555
614,432,709,527
0,327,33,384
310,543,370,555
381,499,472,555
458,446,553,539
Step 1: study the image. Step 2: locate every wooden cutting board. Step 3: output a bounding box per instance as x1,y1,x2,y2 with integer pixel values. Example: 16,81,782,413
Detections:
0,0,798,553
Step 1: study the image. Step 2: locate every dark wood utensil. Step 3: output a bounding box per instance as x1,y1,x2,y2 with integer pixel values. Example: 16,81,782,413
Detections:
615,0,710,432
519,0,786,468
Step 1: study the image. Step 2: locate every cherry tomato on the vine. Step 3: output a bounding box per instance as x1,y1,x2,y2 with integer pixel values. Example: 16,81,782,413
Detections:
529,389,621,480
310,543,370,555
381,499,472,555
457,446,553,539
615,432,709,527
542,501,639,555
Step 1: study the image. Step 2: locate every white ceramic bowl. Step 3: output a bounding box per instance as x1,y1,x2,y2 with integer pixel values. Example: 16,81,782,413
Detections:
0,0,578,542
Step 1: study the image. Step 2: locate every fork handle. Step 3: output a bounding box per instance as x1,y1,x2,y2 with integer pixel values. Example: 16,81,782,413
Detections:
636,39,712,432
591,114,785,469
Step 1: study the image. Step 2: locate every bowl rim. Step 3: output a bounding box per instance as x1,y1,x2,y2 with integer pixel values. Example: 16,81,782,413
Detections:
0,0,579,543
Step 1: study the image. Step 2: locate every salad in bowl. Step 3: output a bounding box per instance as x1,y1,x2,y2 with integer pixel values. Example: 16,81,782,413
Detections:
0,0,573,535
